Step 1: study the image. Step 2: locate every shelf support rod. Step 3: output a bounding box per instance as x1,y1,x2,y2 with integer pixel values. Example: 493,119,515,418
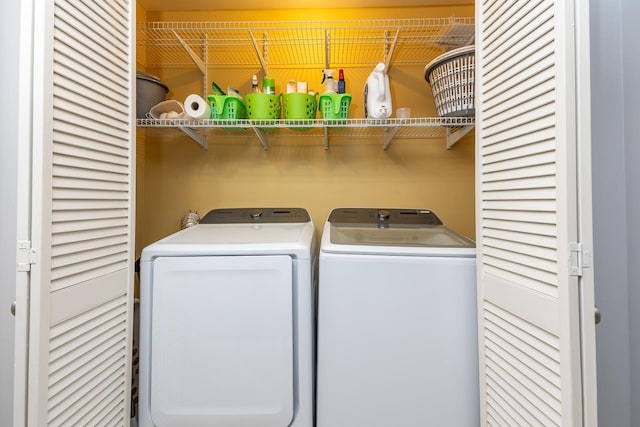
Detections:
201,33,208,97
323,127,329,150
252,128,270,150
249,30,269,76
325,29,330,70
172,30,206,76
383,126,400,150
446,125,474,149
178,127,208,150
384,28,401,73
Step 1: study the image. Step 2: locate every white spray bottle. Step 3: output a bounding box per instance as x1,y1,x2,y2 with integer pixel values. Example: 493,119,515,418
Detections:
322,69,336,94
364,62,392,119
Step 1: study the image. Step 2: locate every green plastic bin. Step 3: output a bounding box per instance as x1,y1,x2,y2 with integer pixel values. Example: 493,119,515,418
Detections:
282,92,318,130
245,93,281,121
207,95,247,120
319,93,351,123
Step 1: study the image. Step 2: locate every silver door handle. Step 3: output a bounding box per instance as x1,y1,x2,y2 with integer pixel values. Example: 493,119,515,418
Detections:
11,300,16,316
595,306,601,325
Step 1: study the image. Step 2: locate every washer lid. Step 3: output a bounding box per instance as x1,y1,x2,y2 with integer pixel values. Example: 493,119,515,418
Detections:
330,224,474,248
326,208,474,254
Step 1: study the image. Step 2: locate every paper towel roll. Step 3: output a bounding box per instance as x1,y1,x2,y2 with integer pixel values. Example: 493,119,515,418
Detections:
184,94,211,119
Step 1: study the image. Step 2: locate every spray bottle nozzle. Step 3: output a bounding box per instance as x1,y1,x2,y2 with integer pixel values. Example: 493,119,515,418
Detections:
322,69,335,82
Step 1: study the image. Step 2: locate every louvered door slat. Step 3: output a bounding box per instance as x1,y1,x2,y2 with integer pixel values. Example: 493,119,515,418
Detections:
54,122,130,149
52,217,127,233
53,144,128,166
46,292,128,423
52,225,127,244
482,115,556,148
483,137,555,164
53,166,127,188
54,86,128,125
484,225,556,244
483,235,557,261
483,187,556,202
53,110,128,141
54,61,128,108
52,199,129,211
52,153,128,175
53,40,127,94
54,5,128,70
54,177,129,192
483,218,557,236
53,130,129,156
484,329,561,390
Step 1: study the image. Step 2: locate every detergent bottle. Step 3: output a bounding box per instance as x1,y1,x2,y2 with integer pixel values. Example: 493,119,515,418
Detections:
364,62,392,119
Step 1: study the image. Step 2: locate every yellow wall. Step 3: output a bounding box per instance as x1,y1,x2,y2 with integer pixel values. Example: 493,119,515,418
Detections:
137,5,476,251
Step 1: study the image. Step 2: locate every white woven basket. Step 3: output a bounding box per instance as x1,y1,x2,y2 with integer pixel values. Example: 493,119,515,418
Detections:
424,45,475,118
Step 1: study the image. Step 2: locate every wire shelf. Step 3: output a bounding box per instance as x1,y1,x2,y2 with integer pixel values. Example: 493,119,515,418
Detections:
137,18,475,69
138,117,474,150
138,117,473,132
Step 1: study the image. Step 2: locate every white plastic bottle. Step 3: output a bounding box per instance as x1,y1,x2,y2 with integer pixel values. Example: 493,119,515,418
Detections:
322,69,337,94
364,62,392,119
251,74,260,93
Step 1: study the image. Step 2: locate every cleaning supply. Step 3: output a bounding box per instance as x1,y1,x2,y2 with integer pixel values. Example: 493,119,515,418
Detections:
337,69,346,94
251,75,260,93
322,69,336,94
210,81,226,96
262,77,275,95
364,62,392,119
227,86,243,101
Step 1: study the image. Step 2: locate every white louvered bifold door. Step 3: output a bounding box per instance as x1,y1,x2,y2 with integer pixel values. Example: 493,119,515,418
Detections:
476,0,596,426
27,0,135,425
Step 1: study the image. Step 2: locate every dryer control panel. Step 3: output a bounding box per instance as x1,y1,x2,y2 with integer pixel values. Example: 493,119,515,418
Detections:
201,207,311,224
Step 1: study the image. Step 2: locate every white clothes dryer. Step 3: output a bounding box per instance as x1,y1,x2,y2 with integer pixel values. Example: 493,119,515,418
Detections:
316,208,478,427
138,208,317,427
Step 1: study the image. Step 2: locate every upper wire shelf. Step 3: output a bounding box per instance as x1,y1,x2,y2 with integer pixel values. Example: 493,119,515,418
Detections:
137,117,475,131
137,18,475,69
137,117,475,150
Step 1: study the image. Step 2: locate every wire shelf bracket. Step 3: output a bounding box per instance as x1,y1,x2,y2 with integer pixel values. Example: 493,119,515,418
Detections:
178,126,208,149
252,128,270,150
172,30,206,75
384,28,401,73
446,125,474,149
249,31,269,76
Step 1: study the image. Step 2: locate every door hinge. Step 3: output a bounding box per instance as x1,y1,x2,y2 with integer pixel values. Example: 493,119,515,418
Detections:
16,240,37,272
569,242,591,277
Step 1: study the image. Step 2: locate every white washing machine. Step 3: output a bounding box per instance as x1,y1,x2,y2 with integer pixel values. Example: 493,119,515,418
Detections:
316,208,478,427
138,208,317,427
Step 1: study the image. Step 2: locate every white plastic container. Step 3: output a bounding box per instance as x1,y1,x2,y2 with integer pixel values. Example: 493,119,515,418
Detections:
364,62,392,119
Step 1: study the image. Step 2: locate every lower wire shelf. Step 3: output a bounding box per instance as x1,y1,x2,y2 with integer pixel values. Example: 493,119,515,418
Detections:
137,117,475,150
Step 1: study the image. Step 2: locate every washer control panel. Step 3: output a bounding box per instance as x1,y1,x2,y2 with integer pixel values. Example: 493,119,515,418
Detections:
328,208,442,227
